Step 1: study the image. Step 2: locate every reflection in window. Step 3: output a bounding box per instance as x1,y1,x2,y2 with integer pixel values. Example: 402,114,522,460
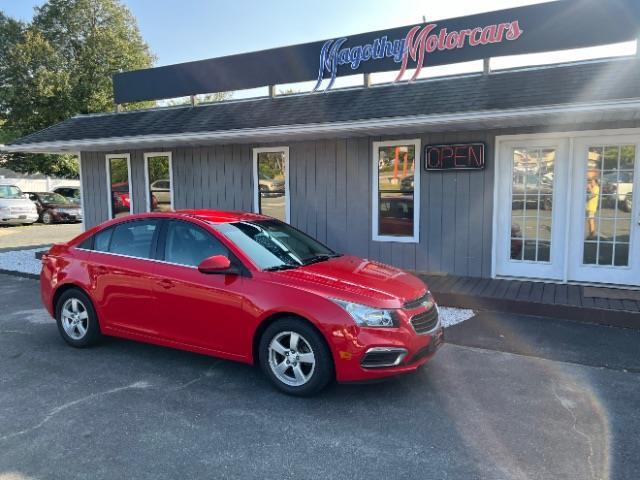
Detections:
164,221,228,267
146,154,172,212
108,220,159,259
582,145,634,266
510,148,555,262
108,155,131,218
376,143,416,238
255,149,287,222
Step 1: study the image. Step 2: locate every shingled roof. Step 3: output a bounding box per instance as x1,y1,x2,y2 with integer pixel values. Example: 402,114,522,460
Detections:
5,56,640,152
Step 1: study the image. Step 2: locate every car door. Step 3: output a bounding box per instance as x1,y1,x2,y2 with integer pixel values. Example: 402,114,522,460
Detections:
87,219,161,335
151,219,250,356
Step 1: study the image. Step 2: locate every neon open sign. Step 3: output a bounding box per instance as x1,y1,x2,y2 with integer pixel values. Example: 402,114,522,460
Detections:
424,143,485,171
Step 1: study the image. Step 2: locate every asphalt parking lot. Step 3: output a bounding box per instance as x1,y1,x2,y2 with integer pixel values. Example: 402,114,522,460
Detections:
1,273,639,480
0,223,82,251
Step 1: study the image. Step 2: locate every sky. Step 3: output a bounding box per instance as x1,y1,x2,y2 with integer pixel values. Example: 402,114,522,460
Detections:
0,0,635,97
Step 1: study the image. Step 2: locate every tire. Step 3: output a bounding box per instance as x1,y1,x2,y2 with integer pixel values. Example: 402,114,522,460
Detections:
259,317,334,396
55,288,103,348
41,211,54,224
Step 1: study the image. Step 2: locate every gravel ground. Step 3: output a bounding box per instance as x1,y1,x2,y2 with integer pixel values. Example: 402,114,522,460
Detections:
0,248,44,275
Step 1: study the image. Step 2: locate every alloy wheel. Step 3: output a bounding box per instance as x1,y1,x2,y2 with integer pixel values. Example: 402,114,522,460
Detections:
268,331,316,387
61,298,89,340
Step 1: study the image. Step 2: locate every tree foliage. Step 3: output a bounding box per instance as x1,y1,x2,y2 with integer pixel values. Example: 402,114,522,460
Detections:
0,0,155,178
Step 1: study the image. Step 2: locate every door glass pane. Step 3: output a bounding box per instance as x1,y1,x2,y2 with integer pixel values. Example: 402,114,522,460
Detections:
377,144,416,237
108,156,131,218
583,144,635,267
147,155,172,212
510,148,555,262
257,151,287,221
109,220,159,259
164,221,229,267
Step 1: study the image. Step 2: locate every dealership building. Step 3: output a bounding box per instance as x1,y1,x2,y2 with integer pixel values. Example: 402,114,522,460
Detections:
4,1,640,288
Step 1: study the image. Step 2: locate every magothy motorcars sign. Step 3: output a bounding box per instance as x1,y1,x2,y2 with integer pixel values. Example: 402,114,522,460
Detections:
113,0,640,104
315,20,523,91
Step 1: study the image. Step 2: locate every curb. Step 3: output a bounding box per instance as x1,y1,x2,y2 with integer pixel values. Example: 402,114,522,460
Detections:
0,269,40,280
433,290,640,331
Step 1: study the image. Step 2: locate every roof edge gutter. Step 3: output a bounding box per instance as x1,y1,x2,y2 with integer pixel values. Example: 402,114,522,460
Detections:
4,98,640,153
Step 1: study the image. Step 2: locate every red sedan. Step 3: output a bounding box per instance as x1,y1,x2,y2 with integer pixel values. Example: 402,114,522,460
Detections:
40,210,443,395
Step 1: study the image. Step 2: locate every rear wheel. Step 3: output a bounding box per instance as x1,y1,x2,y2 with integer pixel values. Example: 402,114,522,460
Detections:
55,288,102,347
259,318,333,396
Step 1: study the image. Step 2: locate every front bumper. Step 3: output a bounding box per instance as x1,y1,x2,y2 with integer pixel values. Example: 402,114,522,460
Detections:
0,213,39,225
331,310,444,382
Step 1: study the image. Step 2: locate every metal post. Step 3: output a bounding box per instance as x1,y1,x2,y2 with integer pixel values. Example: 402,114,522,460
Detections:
114,104,122,113
364,73,372,88
190,95,197,107
268,85,276,98
483,58,491,75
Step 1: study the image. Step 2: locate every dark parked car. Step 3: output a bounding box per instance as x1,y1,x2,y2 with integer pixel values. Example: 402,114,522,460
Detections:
53,186,81,205
26,192,83,224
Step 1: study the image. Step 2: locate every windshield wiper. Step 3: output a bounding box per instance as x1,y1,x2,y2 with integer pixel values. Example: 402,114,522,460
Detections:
263,264,301,272
303,254,341,266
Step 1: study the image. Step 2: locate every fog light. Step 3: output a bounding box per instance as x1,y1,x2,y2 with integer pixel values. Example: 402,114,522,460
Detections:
360,347,407,368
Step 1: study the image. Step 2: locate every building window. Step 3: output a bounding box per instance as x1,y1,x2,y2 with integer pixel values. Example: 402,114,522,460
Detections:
106,154,132,219
253,147,289,222
144,152,173,212
372,139,421,242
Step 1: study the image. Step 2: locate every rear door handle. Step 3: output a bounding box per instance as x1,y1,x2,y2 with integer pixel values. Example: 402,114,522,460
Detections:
157,279,176,290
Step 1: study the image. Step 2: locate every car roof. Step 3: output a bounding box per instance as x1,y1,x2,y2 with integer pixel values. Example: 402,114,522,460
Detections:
104,209,270,225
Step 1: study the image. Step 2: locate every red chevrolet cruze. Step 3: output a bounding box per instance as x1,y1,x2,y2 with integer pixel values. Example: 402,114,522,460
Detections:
41,210,443,395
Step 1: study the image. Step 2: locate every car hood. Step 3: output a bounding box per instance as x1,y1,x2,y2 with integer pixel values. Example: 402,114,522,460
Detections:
269,255,427,309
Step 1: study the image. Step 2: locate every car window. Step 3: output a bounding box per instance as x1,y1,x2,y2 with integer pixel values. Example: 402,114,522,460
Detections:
164,221,229,267
108,220,159,259
93,228,113,252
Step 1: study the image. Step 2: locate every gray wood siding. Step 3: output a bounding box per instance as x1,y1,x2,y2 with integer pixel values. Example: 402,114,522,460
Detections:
81,119,640,277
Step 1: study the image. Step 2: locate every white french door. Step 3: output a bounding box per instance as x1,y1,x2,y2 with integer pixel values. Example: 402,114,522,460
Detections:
495,139,569,280
567,135,640,286
496,133,640,286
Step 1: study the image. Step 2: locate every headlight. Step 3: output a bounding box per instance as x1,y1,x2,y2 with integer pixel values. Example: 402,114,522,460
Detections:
332,299,398,327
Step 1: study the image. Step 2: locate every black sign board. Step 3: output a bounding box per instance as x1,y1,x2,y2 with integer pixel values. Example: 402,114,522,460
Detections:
114,0,640,104
424,143,485,171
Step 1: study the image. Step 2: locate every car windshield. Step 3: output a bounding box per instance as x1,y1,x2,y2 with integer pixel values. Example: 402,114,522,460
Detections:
213,219,339,271
0,185,24,199
39,193,69,204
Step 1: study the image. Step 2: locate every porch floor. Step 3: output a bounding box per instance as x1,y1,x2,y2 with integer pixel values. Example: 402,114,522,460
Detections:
418,274,640,329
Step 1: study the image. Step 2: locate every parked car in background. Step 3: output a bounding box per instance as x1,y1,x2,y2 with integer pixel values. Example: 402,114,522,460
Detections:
149,179,171,205
26,192,83,224
0,184,39,225
379,195,413,236
601,171,633,211
53,186,81,205
40,210,443,396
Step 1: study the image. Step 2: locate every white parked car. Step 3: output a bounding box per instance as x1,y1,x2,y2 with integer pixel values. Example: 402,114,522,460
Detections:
0,184,39,225
149,179,171,205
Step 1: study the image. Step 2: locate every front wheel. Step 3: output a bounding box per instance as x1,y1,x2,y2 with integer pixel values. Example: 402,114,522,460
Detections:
41,211,54,224
259,318,334,396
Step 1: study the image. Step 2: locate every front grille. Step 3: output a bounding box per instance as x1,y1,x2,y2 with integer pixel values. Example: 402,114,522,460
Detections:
410,308,439,334
404,291,430,310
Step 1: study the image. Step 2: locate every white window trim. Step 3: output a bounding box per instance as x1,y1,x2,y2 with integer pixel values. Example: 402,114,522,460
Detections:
372,139,421,243
252,146,290,223
143,152,174,212
105,153,132,219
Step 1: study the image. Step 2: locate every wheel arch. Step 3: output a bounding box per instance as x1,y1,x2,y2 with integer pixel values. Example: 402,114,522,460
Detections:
251,312,333,367
52,282,91,314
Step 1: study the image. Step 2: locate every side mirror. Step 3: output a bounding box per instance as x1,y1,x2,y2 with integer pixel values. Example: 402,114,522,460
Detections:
198,255,236,274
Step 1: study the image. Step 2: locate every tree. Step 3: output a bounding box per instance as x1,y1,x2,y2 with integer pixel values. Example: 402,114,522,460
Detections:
0,0,155,178
164,91,233,107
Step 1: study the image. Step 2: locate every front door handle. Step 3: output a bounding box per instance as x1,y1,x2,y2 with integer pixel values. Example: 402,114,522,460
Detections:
157,279,176,290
